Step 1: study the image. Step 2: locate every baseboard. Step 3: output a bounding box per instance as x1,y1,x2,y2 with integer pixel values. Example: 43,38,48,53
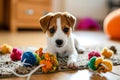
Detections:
0,23,9,30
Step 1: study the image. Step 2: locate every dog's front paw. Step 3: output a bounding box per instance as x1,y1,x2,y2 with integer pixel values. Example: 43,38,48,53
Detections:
67,59,78,69
77,47,85,54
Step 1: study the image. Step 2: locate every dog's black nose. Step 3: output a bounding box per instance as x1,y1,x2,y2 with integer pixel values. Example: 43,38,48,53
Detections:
56,39,63,45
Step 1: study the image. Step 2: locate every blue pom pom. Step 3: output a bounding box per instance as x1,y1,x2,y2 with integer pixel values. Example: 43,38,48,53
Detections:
21,52,36,66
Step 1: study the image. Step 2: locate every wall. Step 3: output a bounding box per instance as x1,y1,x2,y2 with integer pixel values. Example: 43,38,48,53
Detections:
65,0,109,20
0,0,3,24
52,0,65,12
0,0,109,23
53,0,109,21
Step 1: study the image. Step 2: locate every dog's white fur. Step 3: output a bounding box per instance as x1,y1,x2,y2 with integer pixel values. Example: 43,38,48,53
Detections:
40,12,84,68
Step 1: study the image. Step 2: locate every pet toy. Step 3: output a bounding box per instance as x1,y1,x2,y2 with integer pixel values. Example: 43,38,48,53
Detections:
40,52,59,73
88,51,120,77
11,48,59,80
88,57,112,73
0,44,12,54
88,51,101,60
101,47,113,58
34,53,41,65
21,52,37,66
10,48,23,61
35,48,43,57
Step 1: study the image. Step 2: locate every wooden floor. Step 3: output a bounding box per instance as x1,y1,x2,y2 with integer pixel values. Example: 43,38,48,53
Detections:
0,30,120,80
0,30,120,47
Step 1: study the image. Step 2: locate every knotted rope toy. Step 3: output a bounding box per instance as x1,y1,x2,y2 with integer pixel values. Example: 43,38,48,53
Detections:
88,48,120,76
88,56,113,73
1,45,120,79
0,44,12,54
9,48,59,80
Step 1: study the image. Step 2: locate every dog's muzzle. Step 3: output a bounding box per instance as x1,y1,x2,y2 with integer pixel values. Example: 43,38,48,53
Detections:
55,39,63,47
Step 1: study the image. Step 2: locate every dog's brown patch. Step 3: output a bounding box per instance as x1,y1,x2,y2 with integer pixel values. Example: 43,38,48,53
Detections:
39,12,76,37
39,13,53,33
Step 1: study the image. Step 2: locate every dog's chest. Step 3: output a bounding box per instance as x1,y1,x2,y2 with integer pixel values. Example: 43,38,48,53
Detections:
55,47,69,57
56,50,68,57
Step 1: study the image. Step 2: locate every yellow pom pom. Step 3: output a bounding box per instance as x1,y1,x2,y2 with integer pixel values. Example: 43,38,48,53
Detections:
95,57,103,68
101,47,113,58
0,44,12,54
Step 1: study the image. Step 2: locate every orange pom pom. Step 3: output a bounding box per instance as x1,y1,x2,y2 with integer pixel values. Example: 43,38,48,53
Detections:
40,60,52,73
35,48,43,57
39,52,59,73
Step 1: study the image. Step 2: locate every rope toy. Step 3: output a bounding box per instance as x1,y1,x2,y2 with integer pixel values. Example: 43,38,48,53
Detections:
35,48,59,73
10,48,23,61
88,51,101,60
88,56,113,73
10,48,59,80
101,47,113,58
0,44,12,54
88,50,120,76
88,48,113,73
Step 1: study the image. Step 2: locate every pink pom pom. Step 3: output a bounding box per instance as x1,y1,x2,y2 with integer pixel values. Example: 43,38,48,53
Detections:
10,48,23,61
88,51,101,60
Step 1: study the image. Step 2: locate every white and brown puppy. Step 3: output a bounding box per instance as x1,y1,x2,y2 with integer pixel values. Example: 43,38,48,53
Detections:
39,12,84,68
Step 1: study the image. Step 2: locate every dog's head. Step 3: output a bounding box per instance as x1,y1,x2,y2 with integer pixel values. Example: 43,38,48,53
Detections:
39,12,76,48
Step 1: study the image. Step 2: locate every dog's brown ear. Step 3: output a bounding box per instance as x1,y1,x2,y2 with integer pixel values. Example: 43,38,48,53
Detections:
63,12,76,30
39,13,53,33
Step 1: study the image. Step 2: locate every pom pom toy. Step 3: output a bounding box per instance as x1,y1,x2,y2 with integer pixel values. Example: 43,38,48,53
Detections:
88,51,101,60
88,56,97,71
10,48,23,61
21,52,37,66
88,56,113,73
40,52,59,73
101,47,113,58
0,44,12,54
34,53,41,65
35,48,43,57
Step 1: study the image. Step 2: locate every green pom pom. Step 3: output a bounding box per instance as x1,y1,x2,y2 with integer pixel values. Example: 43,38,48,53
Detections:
88,56,97,71
34,53,41,65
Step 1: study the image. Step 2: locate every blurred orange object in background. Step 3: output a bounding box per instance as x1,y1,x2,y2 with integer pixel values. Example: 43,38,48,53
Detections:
104,9,120,40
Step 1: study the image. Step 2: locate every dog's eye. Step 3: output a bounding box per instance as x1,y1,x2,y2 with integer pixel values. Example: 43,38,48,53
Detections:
49,28,55,33
63,28,69,33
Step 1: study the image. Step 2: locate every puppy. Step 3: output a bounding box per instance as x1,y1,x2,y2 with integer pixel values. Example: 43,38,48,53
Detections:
39,12,84,68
